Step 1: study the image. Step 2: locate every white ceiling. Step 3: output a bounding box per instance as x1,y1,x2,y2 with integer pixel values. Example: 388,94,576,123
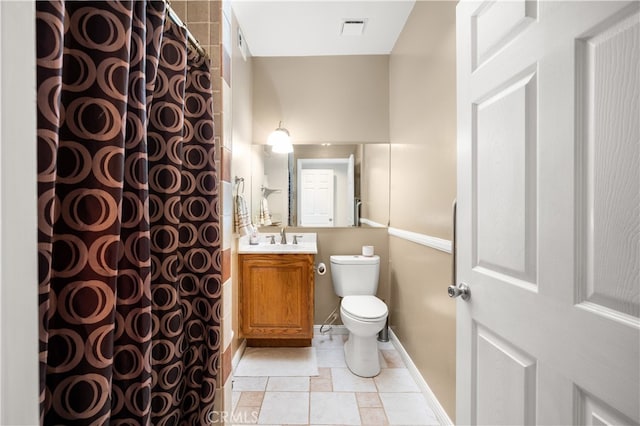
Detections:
231,1,416,57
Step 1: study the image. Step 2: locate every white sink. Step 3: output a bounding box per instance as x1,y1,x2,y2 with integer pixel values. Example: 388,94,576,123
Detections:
238,233,317,254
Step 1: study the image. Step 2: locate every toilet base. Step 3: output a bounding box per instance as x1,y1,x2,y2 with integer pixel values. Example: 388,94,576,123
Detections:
344,333,381,377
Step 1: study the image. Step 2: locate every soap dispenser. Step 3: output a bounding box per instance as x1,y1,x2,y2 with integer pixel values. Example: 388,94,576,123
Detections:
249,225,259,245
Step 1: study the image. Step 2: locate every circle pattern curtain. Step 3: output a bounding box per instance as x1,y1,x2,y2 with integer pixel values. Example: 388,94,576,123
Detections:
36,1,221,424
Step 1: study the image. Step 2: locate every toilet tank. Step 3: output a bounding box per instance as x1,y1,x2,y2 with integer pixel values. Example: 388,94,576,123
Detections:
330,255,380,297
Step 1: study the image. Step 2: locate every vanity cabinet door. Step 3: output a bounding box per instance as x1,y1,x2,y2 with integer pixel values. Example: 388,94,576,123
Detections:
239,254,314,346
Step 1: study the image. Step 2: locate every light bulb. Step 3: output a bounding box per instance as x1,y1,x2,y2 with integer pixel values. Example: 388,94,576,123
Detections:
267,128,290,146
272,140,293,153
267,123,293,154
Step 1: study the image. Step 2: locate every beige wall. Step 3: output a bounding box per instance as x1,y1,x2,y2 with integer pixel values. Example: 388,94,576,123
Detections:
389,239,456,416
230,10,253,358
389,2,457,239
252,56,389,144
361,143,391,226
388,1,457,420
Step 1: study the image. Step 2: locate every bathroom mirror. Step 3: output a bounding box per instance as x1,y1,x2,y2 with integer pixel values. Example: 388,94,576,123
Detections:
250,143,390,228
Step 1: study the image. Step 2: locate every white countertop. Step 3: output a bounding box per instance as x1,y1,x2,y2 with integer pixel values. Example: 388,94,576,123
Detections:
238,232,318,254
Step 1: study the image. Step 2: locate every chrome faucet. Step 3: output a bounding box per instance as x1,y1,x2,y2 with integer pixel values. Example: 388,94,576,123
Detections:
280,227,287,244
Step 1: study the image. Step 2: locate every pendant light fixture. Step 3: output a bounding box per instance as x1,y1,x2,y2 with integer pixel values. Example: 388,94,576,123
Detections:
268,121,293,154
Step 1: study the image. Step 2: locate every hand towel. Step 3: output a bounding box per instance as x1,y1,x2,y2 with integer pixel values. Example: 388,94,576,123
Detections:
259,196,272,226
234,194,252,236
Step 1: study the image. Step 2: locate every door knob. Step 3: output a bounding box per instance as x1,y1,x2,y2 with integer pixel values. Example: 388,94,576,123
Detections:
448,283,470,300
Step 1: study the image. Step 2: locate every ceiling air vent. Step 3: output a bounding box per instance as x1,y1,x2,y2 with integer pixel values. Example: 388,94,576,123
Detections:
340,19,366,36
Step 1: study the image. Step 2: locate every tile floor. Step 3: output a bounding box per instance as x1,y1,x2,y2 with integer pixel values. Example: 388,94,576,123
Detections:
231,333,440,425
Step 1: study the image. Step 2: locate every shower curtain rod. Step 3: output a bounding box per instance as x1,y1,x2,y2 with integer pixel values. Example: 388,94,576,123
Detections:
164,0,208,58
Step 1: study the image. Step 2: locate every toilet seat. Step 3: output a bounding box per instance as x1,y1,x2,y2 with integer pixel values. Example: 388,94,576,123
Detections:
341,295,388,322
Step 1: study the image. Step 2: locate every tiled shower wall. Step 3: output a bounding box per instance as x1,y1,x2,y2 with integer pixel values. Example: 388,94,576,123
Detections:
171,0,235,420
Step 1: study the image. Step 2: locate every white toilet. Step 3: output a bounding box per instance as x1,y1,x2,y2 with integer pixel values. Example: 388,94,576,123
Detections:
330,255,388,377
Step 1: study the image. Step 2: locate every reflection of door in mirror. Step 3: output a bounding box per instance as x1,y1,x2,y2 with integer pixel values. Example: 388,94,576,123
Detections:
299,169,334,226
296,157,354,227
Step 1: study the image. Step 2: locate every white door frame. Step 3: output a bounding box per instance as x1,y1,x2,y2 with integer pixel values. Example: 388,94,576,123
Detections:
0,1,39,424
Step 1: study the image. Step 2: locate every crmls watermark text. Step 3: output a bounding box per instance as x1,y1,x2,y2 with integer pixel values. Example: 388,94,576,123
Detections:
207,410,259,424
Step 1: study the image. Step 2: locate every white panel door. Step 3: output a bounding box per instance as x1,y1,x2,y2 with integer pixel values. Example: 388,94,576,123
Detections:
300,168,334,227
456,1,639,425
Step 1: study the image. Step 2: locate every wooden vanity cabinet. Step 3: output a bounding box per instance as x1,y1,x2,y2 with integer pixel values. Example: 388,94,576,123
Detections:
239,253,314,346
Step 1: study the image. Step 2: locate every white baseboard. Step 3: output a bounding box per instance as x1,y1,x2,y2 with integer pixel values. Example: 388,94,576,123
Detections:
388,329,454,426
231,338,247,372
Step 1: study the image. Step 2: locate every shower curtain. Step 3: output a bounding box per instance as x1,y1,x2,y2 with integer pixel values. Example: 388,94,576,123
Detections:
36,1,221,425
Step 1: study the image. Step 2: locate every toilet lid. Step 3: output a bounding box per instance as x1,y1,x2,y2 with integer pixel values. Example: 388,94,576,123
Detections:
342,295,388,321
